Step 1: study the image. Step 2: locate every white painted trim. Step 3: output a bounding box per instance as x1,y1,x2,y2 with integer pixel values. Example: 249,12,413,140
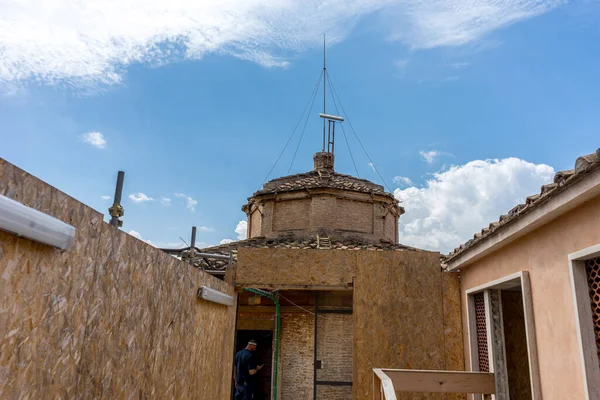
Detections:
465,271,542,400
569,243,600,261
447,167,600,271
569,245,600,400
466,272,523,295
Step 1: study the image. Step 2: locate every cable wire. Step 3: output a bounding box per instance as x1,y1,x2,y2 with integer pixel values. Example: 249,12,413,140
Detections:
326,71,393,193
278,293,330,319
327,76,360,178
288,73,322,174
258,70,324,190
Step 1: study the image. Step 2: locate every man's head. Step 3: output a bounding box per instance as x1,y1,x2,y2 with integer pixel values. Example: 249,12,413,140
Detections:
246,340,257,351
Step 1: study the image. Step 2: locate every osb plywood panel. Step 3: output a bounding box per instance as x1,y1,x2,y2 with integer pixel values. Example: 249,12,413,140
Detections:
442,272,465,372
501,291,532,400
0,159,103,399
353,251,464,400
236,248,355,287
0,159,236,399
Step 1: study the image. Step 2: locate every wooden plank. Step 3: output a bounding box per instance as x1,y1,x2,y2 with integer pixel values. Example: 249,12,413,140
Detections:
378,369,495,394
373,369,397,400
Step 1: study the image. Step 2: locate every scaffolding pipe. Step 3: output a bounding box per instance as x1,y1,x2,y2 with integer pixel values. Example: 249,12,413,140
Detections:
243,288,280,400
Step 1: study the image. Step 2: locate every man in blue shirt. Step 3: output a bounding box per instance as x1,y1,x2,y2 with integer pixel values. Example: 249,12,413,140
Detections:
234,340,263,400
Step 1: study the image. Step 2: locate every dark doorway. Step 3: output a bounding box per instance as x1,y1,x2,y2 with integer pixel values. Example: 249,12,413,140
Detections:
234,330,273,400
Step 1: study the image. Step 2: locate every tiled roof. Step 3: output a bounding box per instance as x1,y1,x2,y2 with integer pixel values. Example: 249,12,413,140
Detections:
193,236,421,271
254,170,388,196
445,148,600,263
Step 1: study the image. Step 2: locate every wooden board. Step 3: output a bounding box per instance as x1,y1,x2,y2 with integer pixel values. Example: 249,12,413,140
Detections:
374,369,495,395
0,159,237,399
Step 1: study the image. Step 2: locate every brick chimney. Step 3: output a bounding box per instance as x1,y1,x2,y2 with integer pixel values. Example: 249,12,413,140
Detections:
313,152,334,172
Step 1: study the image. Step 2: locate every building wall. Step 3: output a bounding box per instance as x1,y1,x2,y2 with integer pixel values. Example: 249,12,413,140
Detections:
245,189,400,244
458,194,600,399
235,248,465,400
0,159,237,399
279,312,315,399
353,251,465,400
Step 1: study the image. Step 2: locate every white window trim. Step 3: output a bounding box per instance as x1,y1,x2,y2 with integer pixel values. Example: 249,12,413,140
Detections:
569,243,600,400
465,271,541,400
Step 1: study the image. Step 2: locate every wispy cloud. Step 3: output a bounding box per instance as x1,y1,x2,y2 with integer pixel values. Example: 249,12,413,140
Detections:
0,0,560,88
101,195,111,200
82,132,106,149
419,150,441,163
197,226,215,232
368,162,377,172
161,197,172,206
393,176,413,186
129,193,154,203
450,61,469,69
174,193,198,212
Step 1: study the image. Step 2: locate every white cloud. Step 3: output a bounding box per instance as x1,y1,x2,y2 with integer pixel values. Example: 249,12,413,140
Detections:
0,0,560,88
161,197,172,206
128,230,154,246
419,150,441,163
392,176,413,186
174,193,198,212
128,230,143,240
220,238,234,245
129,192,154,203
368,162,377,172
101,195,111,200
394,157,555,253
235,220,248,240
197,226,215,232
82,132,106,149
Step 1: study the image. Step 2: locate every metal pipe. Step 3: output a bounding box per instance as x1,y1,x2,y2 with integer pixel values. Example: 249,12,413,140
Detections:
191,226,197,249
195,252,232,261
109,171,125,228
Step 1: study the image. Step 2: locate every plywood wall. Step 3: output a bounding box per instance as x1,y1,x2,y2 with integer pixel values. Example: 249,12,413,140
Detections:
353,251,465,400
0,159,237,399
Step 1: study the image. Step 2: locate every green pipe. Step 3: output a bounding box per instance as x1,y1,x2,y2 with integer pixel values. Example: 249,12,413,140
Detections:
244,288,280,400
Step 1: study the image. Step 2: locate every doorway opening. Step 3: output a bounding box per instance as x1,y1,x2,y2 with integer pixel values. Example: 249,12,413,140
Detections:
234,330,273,400
467,272,540,399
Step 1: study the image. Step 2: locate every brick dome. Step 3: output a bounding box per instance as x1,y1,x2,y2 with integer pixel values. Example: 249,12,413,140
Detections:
242,152,404,244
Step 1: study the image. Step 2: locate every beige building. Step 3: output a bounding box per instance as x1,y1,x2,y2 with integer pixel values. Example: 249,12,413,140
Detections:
445,148,600,400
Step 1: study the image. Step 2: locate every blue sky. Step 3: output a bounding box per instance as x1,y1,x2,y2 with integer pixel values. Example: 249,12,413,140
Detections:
1,0,599,252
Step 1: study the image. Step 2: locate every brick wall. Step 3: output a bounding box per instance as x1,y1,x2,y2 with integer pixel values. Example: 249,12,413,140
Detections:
279,313,314,400
335,198,372,233
273,199,311,231
246,189,399,243
316,313,353,399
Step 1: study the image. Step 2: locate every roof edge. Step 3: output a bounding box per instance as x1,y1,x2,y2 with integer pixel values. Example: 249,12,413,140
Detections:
444,163,600,271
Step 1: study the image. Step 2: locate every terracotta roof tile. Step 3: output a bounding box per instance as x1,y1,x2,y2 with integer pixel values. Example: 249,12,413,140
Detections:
445,148,600,262
254,170,388,196
186,236,422,272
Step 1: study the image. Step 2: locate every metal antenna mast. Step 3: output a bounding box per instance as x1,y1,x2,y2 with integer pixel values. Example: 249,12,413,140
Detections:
322,34,326,152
